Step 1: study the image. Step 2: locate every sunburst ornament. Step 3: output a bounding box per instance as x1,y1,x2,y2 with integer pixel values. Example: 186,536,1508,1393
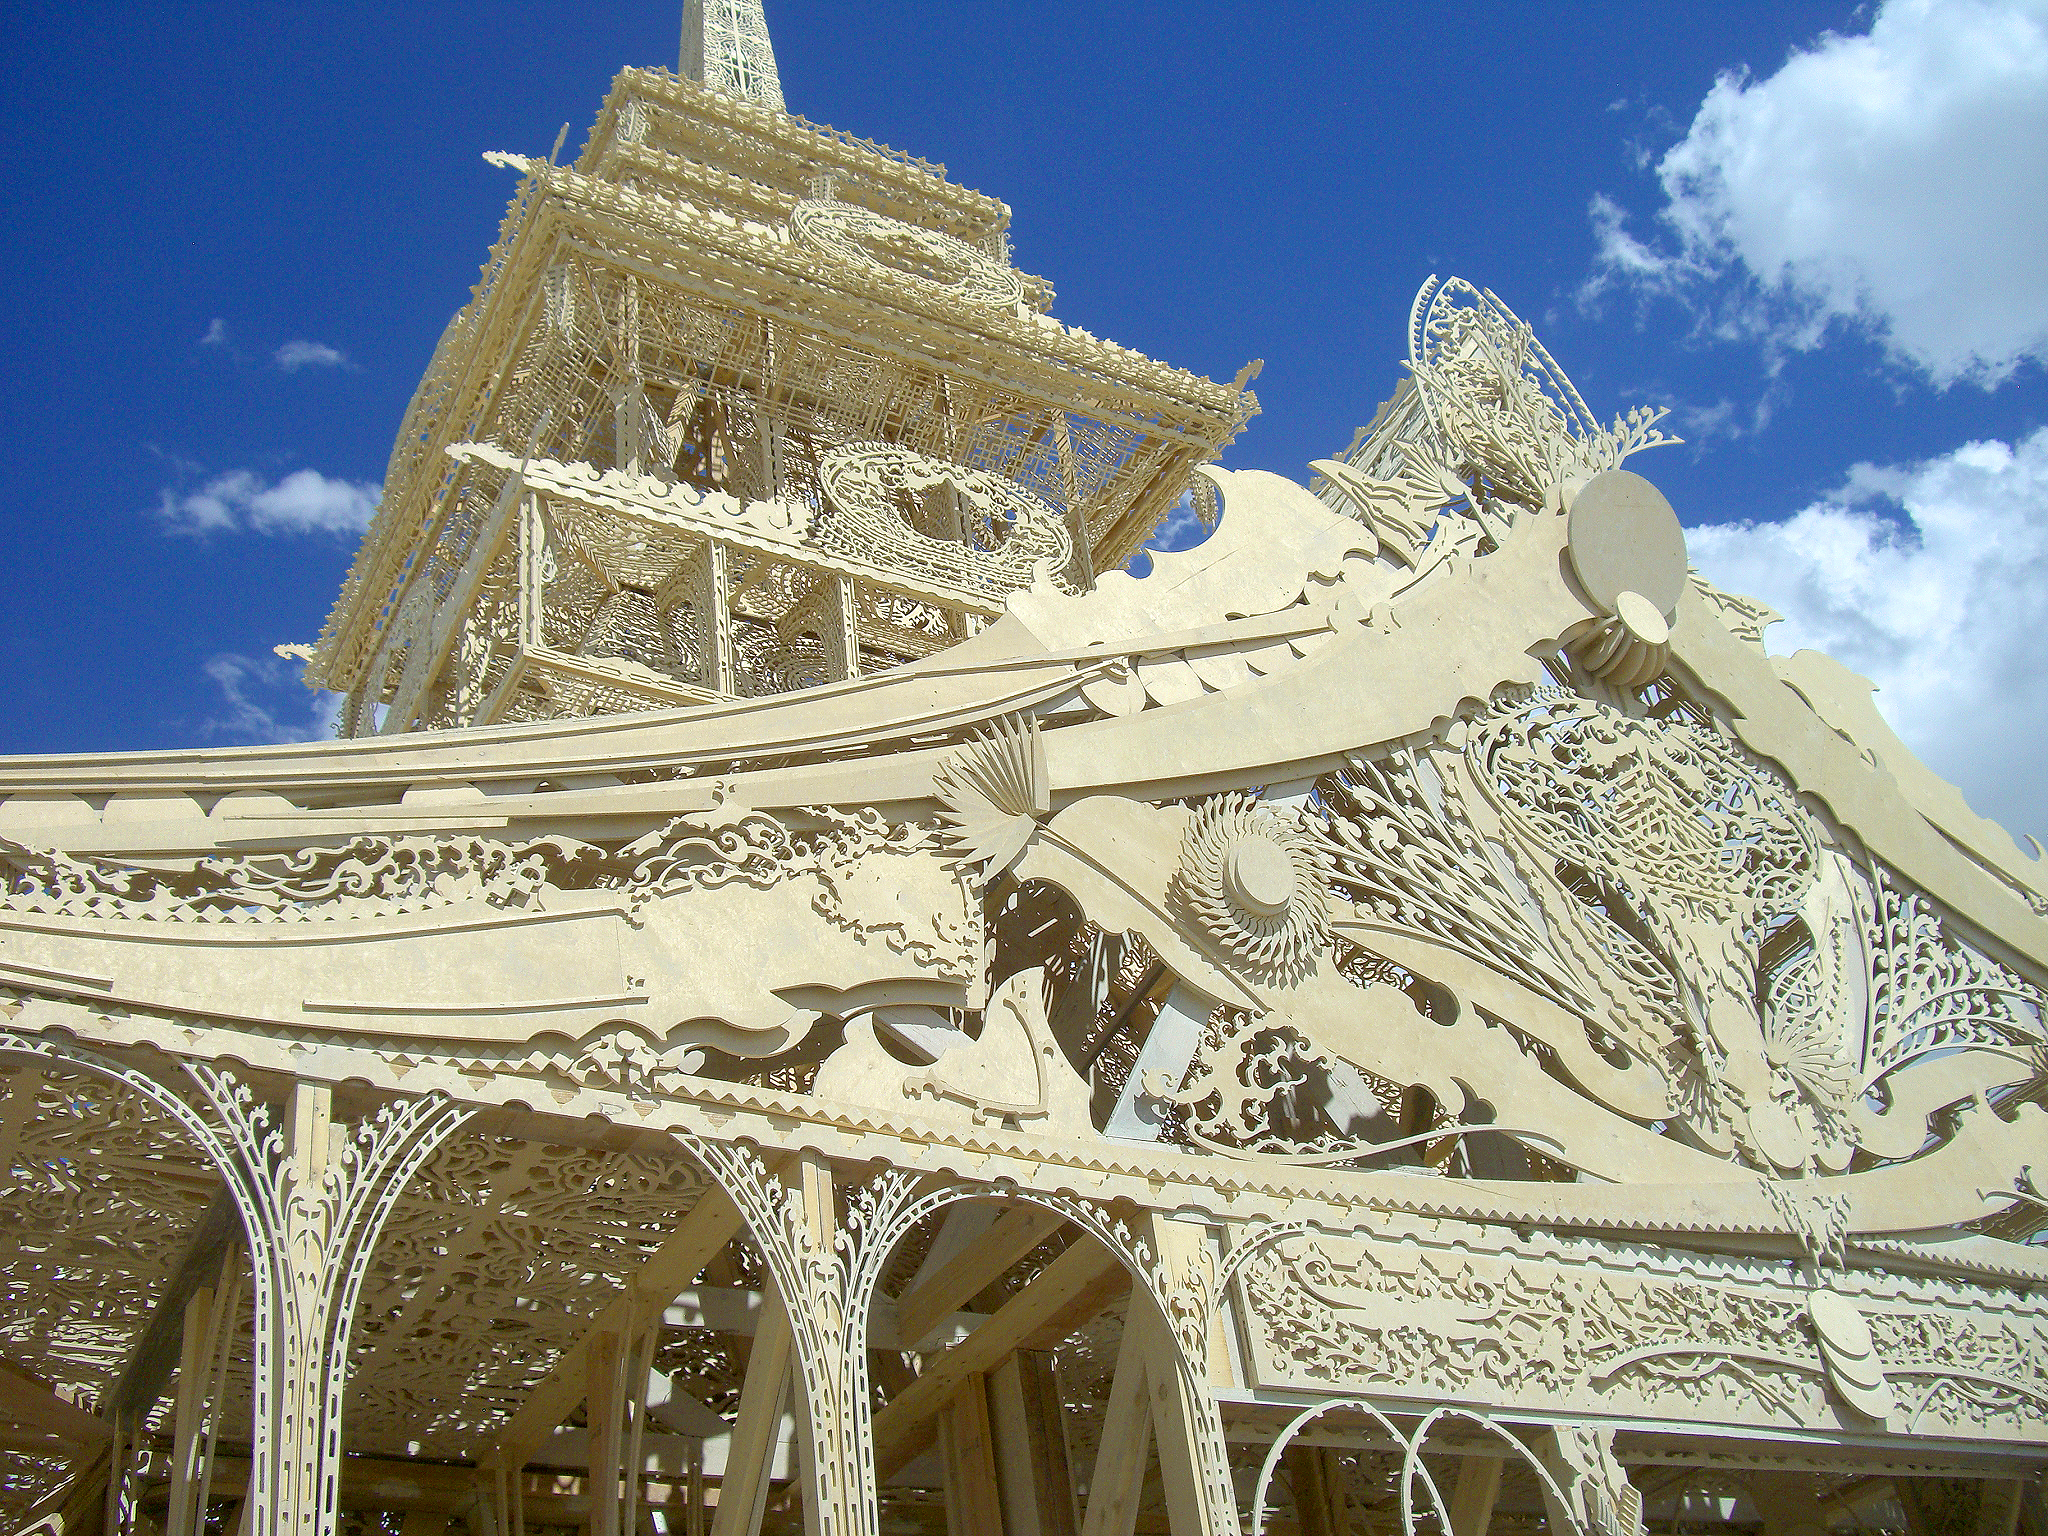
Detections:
1174,794,1332,983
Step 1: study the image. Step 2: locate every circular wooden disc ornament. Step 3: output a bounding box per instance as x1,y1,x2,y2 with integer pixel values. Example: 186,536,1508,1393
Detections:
1566,470,1688,619
1808,1291,1876,1361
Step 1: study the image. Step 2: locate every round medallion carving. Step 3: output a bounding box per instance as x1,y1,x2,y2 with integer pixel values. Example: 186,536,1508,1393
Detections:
1566,469,1688,618
1175,794,1331,984
791,200,1024,310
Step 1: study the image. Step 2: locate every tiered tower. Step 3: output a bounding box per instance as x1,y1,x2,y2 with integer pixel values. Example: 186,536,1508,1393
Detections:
308,3,1256,734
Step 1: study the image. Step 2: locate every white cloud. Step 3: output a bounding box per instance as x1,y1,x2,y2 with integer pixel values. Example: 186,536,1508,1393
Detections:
1688,426,2048,839
199,318,229,347
275,338,351,372
156,466,380,537
200,654,345,745
1589,0,2048,386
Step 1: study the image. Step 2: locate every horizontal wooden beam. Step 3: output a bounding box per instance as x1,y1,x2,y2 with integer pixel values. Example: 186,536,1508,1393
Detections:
0,1358,108,1444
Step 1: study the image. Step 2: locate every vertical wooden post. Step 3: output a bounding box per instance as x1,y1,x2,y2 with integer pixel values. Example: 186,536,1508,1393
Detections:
834,575,861,682
685,1439,706,1536
1285,1446,1349,1536
587,1331,625,1536
988,1351,1078,1536
709,1299,792,1536
1448,1455,1504,1536
1051,414,1094,590
709,543,736,695
938,1375,1006,1536
789,1152,835,1536
164,1285,218,1536
518,494,547,651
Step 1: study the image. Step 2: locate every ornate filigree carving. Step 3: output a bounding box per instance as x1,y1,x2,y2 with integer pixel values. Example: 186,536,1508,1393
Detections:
1407,277,1679,514
1859,860,2045,1085
0,833,602,925
816,443,1074,598
791,201,1025,311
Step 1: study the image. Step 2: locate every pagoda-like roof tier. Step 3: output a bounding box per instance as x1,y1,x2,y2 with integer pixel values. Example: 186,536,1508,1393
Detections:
309,72,1256,696
580,68,1015,253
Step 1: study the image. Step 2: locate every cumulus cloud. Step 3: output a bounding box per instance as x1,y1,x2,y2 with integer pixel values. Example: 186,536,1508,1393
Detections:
1688,426,2048,839
201,653,344,745
1589,0,2048,386
156,467,380,537
275,338,351,372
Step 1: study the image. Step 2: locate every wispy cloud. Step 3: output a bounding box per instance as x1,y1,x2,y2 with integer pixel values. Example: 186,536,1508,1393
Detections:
199,317,229,348
200,653,344,744
155,466,380,537
1121,492,1214,578
1585,0,2048,388
1689,425,2048,840
274,338,352,372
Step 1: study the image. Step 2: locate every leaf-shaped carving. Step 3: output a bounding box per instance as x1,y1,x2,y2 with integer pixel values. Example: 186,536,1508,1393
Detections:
932,713,1049,886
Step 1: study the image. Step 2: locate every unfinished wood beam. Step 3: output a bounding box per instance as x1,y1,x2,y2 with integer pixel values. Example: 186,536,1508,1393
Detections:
0,1358,109,1444
479,1181,749,1474
106,1188,242,1424
1448,1454,1504,1536
895,1205,1068,1351
1131,1295,1215,1536
1285,1446,1347,1536
988,1351,1078,1536
586,1330,624,1536
163,1285,218,1536
938,1373,1006,1536
873,1238,1126,1481
1077,1322,1150,1536
709,1283,794,1536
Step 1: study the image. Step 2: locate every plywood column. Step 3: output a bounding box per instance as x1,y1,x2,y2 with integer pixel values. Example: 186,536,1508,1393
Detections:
1133,1214,1228,1536
834,575,861,681
789,1151,836,1536
938,1374,1005,1536
709,542,736,694
987,1351,1078,1536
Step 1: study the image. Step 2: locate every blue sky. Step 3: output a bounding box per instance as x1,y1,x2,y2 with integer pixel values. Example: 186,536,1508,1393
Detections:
3,1,2044,837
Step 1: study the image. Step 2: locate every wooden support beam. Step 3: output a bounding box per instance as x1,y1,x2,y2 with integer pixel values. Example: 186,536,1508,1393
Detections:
164,1285,218,1536
988,1351,1078,1536
106,1188,243,1423
873,1239,1127,1481
480,1182,749,1474
1285,1447,1347,1536
1448,1454,1504,1536
939,1374,1006,1536
1078,1324,1150,1536
709,1286,794,1536
586,1331,624,1536
0,1358,109,1445
895,1206,1068,1351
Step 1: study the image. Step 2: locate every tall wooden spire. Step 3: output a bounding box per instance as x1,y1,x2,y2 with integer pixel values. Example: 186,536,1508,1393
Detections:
680,0,784,110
